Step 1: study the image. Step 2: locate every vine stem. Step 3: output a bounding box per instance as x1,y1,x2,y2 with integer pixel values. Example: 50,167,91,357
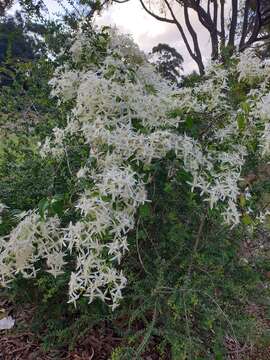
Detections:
187,211,207,278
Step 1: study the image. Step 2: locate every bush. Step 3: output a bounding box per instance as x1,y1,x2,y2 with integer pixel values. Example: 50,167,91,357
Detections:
1,25,270,358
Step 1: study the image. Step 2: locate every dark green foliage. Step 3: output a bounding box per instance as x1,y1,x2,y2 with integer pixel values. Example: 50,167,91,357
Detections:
0,21,269,360
6,271,112,351
150,43,183,85
0,12,46,86
0,16,33,64
3,145,266,359
110,156,270,359
180,71,201,88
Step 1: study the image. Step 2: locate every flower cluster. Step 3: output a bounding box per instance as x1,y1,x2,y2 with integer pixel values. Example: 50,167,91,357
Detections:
0,211,63,284
1,27,270,309
237,49,268,83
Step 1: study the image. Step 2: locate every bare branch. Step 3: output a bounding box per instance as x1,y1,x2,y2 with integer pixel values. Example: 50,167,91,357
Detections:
220,0,225,48
192,0,217,34
228,0,238,49
162,0,194,56
183,3,205,73
213,0,218,30
239,0,250,49
211,0,219,59
240,0,263,52
114,0,269,74
139,0,175,23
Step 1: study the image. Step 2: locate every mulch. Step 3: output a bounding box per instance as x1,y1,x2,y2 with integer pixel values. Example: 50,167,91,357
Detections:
0,327,121,360
0,296,120,360
1,323,270,360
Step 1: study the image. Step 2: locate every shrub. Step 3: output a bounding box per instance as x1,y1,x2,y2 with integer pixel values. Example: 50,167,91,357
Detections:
1,24,270,357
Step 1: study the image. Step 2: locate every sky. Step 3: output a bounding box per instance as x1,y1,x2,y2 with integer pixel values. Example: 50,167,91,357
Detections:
95,0,212,73
9,0,224,74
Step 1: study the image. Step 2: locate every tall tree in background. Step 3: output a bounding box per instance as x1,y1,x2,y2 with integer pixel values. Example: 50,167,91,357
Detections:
6,0,270,74
0,12,42,65
0,12,43,85
16,0,104,26
150,43,183,85
258,24,270,58
253,1,270,58
120,0,270,74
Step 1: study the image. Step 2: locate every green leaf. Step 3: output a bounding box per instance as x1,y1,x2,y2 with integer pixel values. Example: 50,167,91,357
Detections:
139,204,151,218
240,101,250,115
50,194,64,216
38,198,50,219
237,113,246,131
239,194,246,208
168,108,182,119
164,182,173,193
242,213,252,225
185,116,194,129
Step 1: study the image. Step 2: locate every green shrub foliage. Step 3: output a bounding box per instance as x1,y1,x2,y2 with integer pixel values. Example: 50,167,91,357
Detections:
1,24,270,358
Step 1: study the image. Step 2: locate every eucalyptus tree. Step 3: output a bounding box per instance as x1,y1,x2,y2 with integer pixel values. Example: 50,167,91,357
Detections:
114,0,270,74
150,43,184,85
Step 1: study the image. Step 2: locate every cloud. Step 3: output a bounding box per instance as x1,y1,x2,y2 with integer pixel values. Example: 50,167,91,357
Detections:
96,0,212,74
8,0,215,73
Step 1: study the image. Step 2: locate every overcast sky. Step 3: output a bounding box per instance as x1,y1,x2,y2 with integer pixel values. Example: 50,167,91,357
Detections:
10,0,227,73
95,0,214,74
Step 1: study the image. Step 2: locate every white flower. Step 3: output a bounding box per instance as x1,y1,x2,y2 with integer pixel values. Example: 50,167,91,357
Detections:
222,200,241,227
2,26,270,309
261,123,270,156
259,93,270,120
77,166,89,178
237,50,266,82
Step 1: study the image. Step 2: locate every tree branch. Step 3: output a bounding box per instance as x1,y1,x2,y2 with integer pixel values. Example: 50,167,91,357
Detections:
207,0,210,16
220,0,225,48
183,2,205,74
213,0,218,30
163,0,205,74
138,0,174,23
239,0,250,49
187,0,220,59
228,0,238,50
240,0,263,52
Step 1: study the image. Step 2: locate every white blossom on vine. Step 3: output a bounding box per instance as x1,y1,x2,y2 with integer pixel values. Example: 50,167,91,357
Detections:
1,27,270,309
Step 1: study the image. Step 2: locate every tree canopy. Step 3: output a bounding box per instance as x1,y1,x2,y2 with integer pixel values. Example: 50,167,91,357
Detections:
120,0,270,74
150,43,183,85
